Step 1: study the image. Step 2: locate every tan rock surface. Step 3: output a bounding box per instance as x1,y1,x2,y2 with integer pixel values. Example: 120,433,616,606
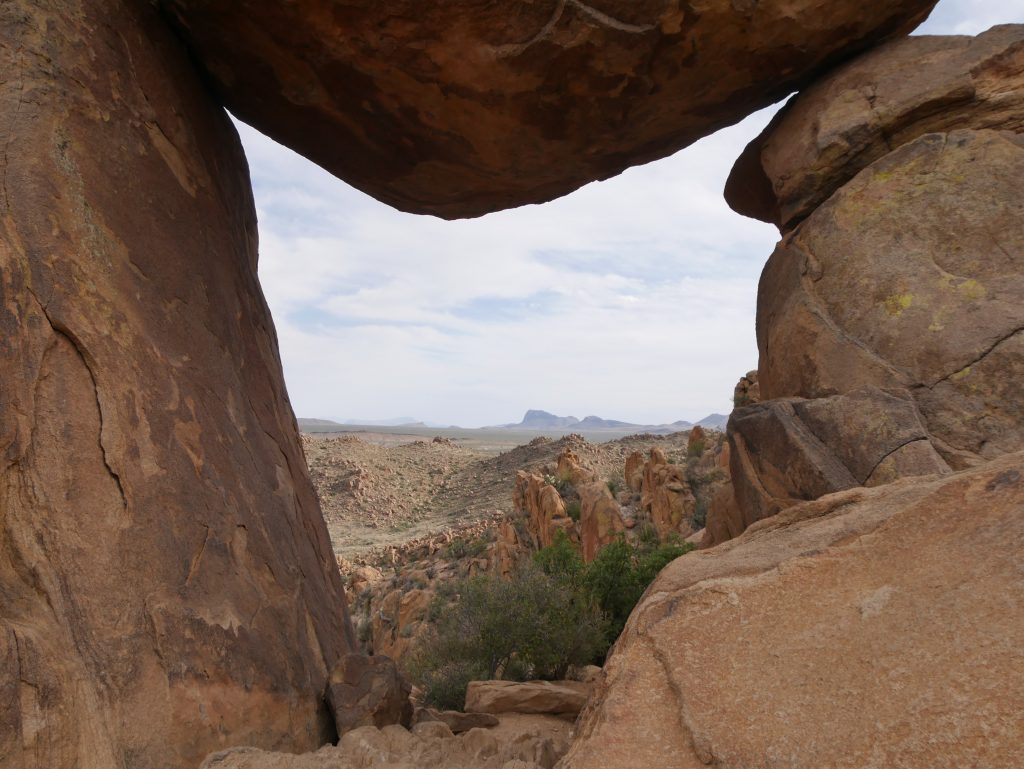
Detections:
199,716,571,769
326,655,413,736
158,0,935,218
578,482,625,563
757,129,1024,467
0,2,353,767
562,454,1024,768
727,25,1024,229
640,449,696,538
465,680,591,718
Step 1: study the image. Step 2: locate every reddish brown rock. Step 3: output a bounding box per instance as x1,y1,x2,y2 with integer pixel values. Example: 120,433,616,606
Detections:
556,448,597,486
727,25,1024,229
757,129,1024,468
733,370,760,407
514,470,573,549
326,654,413,736
158,0,936,218
0,2,354,767
705,388,950,547
624,451,645,492
563,454,1024,768
578,482,625,563
465,680,591,718
640,449,696,538
686,426,707,456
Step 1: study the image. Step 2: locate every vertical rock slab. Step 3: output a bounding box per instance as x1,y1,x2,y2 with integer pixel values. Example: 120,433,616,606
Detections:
0,2,354,767
157,0,938,218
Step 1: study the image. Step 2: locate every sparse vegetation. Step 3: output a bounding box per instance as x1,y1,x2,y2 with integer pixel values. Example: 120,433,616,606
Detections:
566,499,582,522
687,439,706,458
406,562,607,709
607,476,623,494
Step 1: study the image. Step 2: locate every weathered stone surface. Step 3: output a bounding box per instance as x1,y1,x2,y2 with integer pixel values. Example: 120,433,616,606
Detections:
513,470,573,549
158,0,936,218
640,449,696,538
705,388,950,548
327,654,413,736
727,25,1024,229
757,129,1024,468
732,370,760,407
578,482,625,563
0,2,354,767
556,448,596,486
465,681,591,718
563,454,1024,768
686,426,707,456
200,716,572,769
417,709,500,735
624,451,645,492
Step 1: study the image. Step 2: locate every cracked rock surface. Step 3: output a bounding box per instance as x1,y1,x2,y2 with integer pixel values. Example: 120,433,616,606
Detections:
562,453,1024,768
0,2,354,767
157,0,936,218
757,129,1024,468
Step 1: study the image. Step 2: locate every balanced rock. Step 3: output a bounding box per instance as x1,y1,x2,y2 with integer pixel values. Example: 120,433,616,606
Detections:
0,2,354,767
326,654,413,736
465,680,591,718
757,129,1024,468
157,0,936,218
727,25,1024,229
563,454,1024,768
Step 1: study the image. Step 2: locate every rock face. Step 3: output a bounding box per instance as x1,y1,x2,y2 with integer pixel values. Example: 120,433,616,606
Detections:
640,449,697,538
757,129,1024,468
562,454,1024,768
326,655,413,736
157,0,936,218
513,471,573,549
578,482,625,563
0,2,353,767
465,681,591,718
201,716,572,769
727,26,1024,229
705,387,952,547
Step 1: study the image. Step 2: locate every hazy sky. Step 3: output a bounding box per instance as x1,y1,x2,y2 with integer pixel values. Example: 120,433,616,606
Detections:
240,1,1023,428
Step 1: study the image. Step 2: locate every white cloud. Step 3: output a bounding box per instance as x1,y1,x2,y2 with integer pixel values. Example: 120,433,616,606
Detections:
242,0,1019,427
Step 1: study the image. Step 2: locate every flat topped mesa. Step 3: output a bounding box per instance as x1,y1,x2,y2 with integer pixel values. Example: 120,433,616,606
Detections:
159,0,937,218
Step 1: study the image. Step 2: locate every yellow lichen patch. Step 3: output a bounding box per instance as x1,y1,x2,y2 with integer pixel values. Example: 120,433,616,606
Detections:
957,279,986,301
884,292,913,317
950,366,972,382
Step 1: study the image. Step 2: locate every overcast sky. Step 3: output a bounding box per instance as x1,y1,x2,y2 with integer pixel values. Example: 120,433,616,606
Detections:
239,1,1022,428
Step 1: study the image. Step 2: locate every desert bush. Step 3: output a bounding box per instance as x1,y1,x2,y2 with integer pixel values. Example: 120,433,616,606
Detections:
406,562,607,709
566,499,582,522
606,476,623,494
533,529,584,585
687,439,706,458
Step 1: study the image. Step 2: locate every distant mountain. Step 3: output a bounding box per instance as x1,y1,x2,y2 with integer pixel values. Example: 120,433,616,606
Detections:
501,410,719,433
297,417,346,432
696,413,729,430
511,410,581,429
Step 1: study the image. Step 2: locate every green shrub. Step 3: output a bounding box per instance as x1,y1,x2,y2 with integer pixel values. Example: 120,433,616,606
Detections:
606,477,623,494
405,563,607,709
687,439,706,458
566,500,582,522
533,529,584,586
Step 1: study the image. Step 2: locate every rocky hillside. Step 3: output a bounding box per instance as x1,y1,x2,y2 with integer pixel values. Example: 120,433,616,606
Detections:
306,429,728,664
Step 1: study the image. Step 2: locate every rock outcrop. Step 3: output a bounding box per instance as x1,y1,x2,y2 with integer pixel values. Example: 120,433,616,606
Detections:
562,454,1024,768
727,26,1024,230
513,471,574,549
757,129,1024,468
0,2,353,767
705,387,952,547
326,655,413,736
578,482,625,563
201,716,573,769
640,449,697,539
157,0,936,218
465,681,591,719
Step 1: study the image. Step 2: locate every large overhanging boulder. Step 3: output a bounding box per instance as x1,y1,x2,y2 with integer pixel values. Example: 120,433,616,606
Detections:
157,0,937,218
